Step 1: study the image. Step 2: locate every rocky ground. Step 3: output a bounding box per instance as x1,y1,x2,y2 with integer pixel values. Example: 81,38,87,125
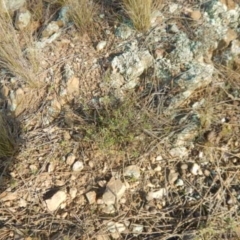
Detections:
0,0,240,239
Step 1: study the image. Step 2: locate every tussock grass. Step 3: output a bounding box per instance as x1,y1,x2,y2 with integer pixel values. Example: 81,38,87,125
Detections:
0,114,16,157
0,8,38,87
64,0,98,34
122,0,163,32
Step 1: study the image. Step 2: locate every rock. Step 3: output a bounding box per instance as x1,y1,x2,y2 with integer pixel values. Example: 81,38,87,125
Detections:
115,23,133,39
219,0,236,10
181,163,188,170
189,10,201,21
45,191,67,212
168,170,179,185
123,165,141,179
169,146,188,158
102,204,116,214
204,169,211,176
175,178,184,187
0,191,18,201
111,49,153,81
72,161,84,171
85,191,96,204
155,155,163,161
66,153,76,165
42,21,62,38
96,41,107,51
69,188,77,200
132,224,144,235
4,0,26,12
190,163,201,175
15,8,31,30
96,235,110,240
19,198,27,207
47,163,55,173
102,178,126,205
146,188,167,201
106,221,126,234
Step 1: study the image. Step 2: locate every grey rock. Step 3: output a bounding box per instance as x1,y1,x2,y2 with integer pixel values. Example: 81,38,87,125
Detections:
123,165,141,179
102,178,126,205
15,8,31,30
72,161,84,172
115,23,133,39
4,0,26,12
146,188,167,201
45,191,67,212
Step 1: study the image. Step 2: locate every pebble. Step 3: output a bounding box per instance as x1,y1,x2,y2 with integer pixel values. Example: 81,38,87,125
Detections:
155,155,163,161
204,169,211,176
45,191,67,212
146,188,167,201
181,163,188,170
106,221,126,234
69,187,77,200
85,191,96,204
175,178,184,187
15,8,31,30
102,178,126,205
47,162,55,173
190,10,201,21
72,161,84,171
123,165,141,179
96,41,107,51
190,163,201,175
168,170,179,185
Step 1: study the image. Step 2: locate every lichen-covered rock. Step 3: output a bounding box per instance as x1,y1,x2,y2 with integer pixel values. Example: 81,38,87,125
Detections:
3,0,26,12
15,8,31,30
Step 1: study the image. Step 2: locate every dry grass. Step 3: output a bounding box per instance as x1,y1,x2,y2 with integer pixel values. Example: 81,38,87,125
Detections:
0,114,16,157
64,0,99,34
122,0,163,32
0,7,39,87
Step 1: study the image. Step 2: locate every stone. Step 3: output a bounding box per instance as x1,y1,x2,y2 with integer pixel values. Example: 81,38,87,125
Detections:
69,188,77,200
102,178,126,205
102,204,116,214
190,163,201,175
4,0,26,12
15,8,31,30
47,163,55,173
42,21,61,38
175,178,184,187
66,153,76,165
96,41,107,51
132,224,144,235
189,10,201,21
45,191,67,212
169,146,188,158
115,23,133,39
123,165,141,179
146,188,167,201
111,49,153,81
168,170,179,185
106,221,126,233
72,161,84,171
85,191,96,204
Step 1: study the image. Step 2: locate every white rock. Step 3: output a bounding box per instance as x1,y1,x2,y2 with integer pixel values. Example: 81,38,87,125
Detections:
132,224,144,235
102,204,116,214
123,165,141,179
47,162,55,173
102,178,126,205
190,163,200,175
19,198,27,207
4,0,26,12
107,221,126,233
72,161,84,171
15,8,31,30
42,21,60,38
156,155,163,161
69,188,77,200
66,153,76,165
168,171,179,185
85,191,96,204
175,178,184,187
45,191,67,212
146,188,167,201
169,147,188,158
96,41,107,51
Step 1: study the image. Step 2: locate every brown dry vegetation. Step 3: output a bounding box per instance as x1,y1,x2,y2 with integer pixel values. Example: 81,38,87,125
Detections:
0,0,240,240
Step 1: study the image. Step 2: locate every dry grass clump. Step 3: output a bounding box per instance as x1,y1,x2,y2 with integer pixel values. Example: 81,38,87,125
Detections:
122,0,163,31
0,8,39,87
0,114,16,157
64,0,98,34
